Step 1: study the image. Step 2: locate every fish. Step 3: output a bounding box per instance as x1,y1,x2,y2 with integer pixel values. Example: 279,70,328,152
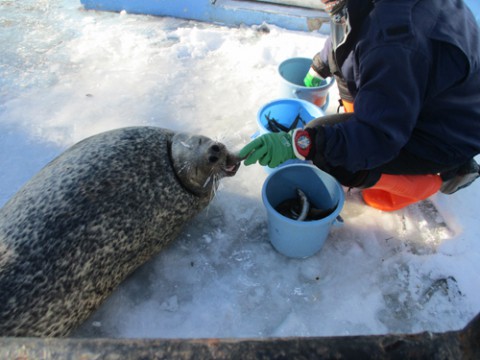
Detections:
275,188,336,221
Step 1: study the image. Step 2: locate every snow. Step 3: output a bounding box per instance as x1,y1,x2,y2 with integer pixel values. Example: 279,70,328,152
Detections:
1,0,480,339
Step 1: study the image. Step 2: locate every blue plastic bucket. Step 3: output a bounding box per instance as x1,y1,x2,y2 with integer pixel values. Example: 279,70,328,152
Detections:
278,57,334,110
257,98,324,135
262,163,344,259
255,98,324,173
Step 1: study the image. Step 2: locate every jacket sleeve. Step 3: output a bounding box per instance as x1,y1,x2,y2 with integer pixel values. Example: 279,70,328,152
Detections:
308,43,430,173
311,37,333,79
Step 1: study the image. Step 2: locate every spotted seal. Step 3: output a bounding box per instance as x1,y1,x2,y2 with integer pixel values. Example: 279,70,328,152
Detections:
0,126,240,337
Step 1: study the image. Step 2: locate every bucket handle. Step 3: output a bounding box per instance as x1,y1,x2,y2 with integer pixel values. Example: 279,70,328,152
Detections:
293,88,304,97
293,87,326,97
332,215,344,229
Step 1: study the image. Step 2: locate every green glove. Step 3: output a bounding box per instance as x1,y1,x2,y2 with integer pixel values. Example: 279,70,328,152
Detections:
303,67,326,87
239,132,295,168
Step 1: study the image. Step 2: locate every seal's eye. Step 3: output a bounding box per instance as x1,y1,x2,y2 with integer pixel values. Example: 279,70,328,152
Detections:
211,144,220,153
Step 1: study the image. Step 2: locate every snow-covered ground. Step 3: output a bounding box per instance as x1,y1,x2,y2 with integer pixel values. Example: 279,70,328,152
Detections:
1,0,479,339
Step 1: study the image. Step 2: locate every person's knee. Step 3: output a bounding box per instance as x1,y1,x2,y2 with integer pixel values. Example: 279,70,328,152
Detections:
306,113,353,128
327,167,380,189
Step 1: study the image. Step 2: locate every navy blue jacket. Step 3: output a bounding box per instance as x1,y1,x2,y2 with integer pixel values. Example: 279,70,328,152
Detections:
309,0,480,173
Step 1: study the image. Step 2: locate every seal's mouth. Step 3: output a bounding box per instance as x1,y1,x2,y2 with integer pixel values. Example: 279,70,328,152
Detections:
222,153,241,177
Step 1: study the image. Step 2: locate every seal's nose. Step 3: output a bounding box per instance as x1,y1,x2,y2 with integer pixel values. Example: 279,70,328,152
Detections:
208,143,223,163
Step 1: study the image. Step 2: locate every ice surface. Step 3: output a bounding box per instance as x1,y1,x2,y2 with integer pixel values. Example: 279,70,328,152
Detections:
1,0,479,339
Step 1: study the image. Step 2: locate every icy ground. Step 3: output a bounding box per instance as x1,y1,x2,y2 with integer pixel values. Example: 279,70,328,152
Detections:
1,0,479,338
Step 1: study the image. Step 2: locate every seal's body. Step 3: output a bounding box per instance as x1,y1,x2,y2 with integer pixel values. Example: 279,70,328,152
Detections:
0,127,239,337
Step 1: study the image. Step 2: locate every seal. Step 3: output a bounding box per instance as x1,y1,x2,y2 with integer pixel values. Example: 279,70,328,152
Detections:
0,126,240,337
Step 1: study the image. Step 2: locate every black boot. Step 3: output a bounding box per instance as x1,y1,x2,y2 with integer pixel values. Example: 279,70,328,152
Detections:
440,159,480,194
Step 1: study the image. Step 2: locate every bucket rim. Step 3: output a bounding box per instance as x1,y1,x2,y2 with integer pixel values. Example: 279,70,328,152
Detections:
257,97,324,113
261,163,345,225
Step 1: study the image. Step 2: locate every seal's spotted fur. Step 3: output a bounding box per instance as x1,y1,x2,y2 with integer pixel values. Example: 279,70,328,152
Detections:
0,127,239,337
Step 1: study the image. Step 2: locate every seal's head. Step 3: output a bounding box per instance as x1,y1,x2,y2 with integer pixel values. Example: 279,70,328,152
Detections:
171,133,241,197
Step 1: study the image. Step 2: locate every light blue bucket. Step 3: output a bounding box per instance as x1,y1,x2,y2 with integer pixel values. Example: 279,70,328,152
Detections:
278,57,335,111
262,163,344,259
257,98,324,135
255,98,324,173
